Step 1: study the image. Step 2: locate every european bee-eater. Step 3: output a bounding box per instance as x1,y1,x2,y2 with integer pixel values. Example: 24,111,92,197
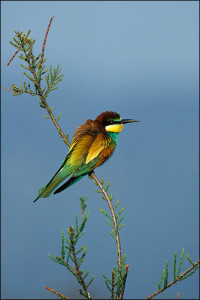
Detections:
34,111,139,202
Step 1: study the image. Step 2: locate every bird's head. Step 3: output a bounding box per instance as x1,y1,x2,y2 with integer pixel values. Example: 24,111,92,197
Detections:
95,111,140,133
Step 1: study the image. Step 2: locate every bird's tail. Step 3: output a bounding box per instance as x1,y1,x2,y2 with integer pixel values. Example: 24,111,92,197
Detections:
34,150,74,202
34,172,68,202
54,175,86,194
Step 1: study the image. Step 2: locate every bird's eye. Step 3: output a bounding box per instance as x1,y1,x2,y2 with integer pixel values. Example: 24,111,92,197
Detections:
110,120,114,124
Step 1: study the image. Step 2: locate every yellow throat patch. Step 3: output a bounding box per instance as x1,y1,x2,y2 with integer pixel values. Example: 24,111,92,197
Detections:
105,124,124,133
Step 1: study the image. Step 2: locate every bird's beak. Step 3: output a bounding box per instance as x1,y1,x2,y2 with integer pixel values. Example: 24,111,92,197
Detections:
121,119,140,124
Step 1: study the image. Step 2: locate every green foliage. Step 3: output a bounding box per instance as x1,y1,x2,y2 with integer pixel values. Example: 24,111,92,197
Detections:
9,29,64,109
49,196,94,299
95,178,125,240
163,260,168,288
80,195,88,211
180,253,199,281
173,251,177,281
156,248,199,292
157,269,165,290
185,253,194,266
179,265,199,281
177,248,184,277
103,254,129,299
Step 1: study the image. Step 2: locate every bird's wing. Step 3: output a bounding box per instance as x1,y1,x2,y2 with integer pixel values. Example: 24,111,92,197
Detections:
85,133,107,164
67,134,95,168
68,133,109,177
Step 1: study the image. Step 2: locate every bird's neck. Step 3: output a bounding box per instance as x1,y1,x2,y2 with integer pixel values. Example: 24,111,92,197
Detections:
107,131,119,144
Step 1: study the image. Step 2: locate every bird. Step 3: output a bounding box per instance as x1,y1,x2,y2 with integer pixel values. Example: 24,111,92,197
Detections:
34,111,140,202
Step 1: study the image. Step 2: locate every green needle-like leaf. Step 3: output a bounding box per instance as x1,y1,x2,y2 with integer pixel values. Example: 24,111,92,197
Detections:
173,252,177,280
177,248,184,277
23,72,35,82
9,41,20,49
157,269,165,290
116,207,125,218
100,208,112,219
100,178,105,185
164,260,168,288
61,230,65,260
95,190,102,193
118,215,123,225
106,219,114,228
118,223,125,230
106,181,110,192
180,265,199,281
82,270,90,280
185,253,195,266
114,200,119,209
20,63,29,71
87,275,94,288
111,230,116,239
57,113,61,121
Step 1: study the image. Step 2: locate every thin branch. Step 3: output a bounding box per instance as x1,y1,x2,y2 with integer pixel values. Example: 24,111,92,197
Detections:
1,86,15,93
15,33,70,147
1,85,37,96
121,264,130,300
45,285,70,300
7,34,31,67
69,227,91,299
7,48,20,66
40,16,54,70
111,269,115,299
55,255,78,274
44,98,71,146
65,262,78,274
147,260,200,299
91,172,122,269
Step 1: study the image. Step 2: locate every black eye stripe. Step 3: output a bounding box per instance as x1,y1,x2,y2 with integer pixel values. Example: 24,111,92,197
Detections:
110,120,121,124
104,119,121,125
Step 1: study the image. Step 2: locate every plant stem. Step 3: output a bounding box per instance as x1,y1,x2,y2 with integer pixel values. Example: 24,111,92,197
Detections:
7,48,20,66
69,227,91,299
91,172,122,269
121,264,130,299
40,16,54,70
1,86,15,93
45,285,70,300
147,260,200,299
17,36,70,147
111,269,115,299
55,256,78,274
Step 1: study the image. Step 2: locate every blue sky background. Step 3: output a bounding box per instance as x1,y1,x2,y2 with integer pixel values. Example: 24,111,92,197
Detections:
2,1,199,299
